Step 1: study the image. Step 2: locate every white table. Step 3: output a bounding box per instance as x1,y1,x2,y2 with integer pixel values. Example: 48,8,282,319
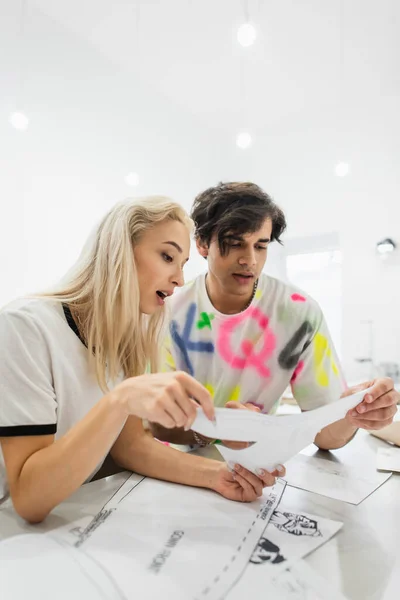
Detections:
0,430,399,600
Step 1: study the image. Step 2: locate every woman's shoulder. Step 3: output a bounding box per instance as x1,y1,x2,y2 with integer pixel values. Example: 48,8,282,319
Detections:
0,297,64,333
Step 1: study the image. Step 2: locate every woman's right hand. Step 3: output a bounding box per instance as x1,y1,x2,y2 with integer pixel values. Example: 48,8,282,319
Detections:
113,371,214,430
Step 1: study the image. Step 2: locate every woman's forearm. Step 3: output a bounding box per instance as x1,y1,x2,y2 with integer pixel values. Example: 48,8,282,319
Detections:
9,393,127,523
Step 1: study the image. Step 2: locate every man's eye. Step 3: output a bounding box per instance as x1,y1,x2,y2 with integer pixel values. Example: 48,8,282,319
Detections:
162,252,173,263
256,246,267,251
229,242,241,247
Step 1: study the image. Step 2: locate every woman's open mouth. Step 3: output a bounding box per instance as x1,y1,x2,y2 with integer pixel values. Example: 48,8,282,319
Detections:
156,290,168,305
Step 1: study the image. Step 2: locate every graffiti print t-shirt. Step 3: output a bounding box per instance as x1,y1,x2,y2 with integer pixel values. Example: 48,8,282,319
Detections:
163,273,346,413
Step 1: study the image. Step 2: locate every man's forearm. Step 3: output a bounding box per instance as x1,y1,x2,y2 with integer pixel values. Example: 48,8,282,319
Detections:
149,422,197,445
314,418,358,450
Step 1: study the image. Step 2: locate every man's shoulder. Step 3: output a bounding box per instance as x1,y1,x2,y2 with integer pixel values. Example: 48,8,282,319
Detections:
257,274,322,320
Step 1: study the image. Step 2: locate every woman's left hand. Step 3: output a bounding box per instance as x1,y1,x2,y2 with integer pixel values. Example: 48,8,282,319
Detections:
211,462,285,503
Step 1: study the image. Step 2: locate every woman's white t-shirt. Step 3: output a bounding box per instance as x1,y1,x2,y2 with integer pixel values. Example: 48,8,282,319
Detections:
0,298,116,501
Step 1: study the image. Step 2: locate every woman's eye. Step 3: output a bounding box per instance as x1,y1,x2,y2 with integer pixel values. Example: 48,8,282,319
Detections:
162,252,173,263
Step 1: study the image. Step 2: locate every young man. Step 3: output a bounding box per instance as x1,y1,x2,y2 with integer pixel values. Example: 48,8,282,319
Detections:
153,182,398,450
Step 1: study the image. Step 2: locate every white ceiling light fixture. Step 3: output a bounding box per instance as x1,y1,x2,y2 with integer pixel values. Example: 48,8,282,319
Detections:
236,131,252,149
234,2,257,148
9,111,29,131
237,23,257,47
376,238,396,256
334,162,350,177
124,172,139,187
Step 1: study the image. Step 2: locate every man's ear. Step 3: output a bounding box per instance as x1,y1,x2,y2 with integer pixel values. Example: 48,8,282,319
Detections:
196,237,209,258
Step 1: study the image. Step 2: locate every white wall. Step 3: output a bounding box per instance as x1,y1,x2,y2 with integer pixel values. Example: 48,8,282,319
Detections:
239,101,400,381
1,3,399,384
0,2,236,305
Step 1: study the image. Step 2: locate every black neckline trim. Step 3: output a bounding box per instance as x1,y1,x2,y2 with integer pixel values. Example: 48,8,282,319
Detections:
62,303,87,347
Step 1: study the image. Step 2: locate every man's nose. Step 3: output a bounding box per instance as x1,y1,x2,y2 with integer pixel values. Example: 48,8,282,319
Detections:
238,249,256,267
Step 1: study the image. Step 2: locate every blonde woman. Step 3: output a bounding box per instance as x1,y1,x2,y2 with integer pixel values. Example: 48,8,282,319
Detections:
0,197,274,524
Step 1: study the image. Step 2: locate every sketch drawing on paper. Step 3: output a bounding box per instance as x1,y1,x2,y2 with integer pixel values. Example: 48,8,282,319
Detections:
248,510,322,569
270,510,322,537
250,537,286,565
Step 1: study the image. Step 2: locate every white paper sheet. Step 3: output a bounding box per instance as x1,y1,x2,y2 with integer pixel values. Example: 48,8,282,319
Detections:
78,477,286,600
376,446,400,472
284,453,392,504
0,534,123,599
227,504,343,598
0,475,286,600
192,387,373,474
267,560,348,600
370,417,400,446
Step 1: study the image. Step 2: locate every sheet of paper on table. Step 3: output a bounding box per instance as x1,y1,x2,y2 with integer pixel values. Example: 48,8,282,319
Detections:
0,534,119,600
0,475,286,600
192,387,373,474
284,453,391,504
376,446,400,472
370,420,400,446
267,560,348,600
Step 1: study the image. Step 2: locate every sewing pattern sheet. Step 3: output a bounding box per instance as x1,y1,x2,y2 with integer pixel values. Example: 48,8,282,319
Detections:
74,476,286,600
0,477,349,600
0,535,346,600
192,387,372,474
284,453,392,504
0,474,286,600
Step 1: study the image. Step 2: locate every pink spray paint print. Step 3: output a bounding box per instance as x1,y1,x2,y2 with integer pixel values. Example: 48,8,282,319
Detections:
217,307,276,378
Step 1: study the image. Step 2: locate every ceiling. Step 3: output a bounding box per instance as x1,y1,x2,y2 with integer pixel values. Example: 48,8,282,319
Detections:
22,0,400,134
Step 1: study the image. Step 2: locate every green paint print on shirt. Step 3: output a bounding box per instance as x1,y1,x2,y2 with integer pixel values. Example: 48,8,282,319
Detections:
197,312,215,330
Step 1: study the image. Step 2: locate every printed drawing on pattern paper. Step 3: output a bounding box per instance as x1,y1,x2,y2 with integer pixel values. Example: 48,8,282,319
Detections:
249,538,286,565
270,511,322,537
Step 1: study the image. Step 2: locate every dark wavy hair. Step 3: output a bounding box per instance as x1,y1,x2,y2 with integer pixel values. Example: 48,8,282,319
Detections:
191,182,286,256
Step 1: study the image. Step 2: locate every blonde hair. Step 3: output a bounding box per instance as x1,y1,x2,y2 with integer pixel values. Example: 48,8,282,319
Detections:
41,197,192,391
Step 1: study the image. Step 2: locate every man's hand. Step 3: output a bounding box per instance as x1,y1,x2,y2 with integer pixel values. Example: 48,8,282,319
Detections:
345,377,398,430
211,462,285,503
